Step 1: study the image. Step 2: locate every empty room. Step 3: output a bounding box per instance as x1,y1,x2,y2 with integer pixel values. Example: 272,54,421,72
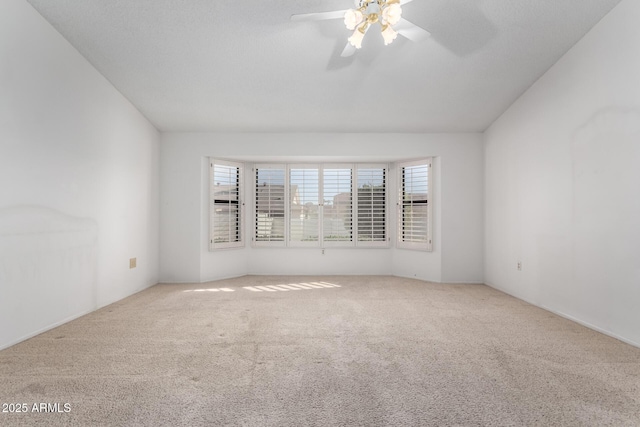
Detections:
1,0,639,425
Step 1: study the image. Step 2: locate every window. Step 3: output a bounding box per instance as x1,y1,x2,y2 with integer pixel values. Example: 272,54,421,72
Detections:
356,166,387,245
210,159,243,250
253,163,387,248
289,166,320,245
323,167,353,245
397,159,432,251
255,165,286,245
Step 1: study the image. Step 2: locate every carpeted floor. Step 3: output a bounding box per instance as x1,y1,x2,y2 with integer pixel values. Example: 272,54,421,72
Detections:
1,276,639,426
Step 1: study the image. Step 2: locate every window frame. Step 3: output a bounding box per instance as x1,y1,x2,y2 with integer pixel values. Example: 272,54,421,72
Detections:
251,162,388,248
209,158,244,250
396,158,433,251
354,164,389,247
321,164,355,248
287,164,321,247
254,164,287,247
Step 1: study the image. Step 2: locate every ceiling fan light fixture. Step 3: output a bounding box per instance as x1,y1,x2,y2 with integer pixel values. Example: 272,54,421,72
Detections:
348,25,367,49
382,3,402,26
344,0,403,49
344,9,364,30
381,24,398,45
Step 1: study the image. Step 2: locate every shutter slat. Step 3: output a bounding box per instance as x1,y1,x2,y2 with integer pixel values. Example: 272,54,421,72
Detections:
290,168,319,243
211,162,242,247
323,168,352,242
255,168,285,242
357,167,386,242
400,163,429,244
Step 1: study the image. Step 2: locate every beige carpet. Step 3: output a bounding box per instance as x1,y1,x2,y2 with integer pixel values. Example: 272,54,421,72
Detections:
1,276,639,426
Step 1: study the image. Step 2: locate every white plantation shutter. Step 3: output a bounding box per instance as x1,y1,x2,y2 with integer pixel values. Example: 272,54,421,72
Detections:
210,159,243,249
356,166,387,246
398,159,432,251
289,166,320,246
322,167,353,245
251,162,391,248
254,166,286,245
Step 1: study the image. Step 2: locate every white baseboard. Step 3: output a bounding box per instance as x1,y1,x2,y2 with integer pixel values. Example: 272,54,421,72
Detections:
0,309,93,351
441,281,485,285
2,281,159,351
484,281,640,349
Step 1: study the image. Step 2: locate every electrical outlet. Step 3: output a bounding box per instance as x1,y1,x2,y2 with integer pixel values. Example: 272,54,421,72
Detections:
130,258,137,269
517,261,522,271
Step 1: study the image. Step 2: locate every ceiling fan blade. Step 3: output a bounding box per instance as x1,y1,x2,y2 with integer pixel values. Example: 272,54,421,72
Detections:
291,10,348,22
395,18,431,43
340,42,357,58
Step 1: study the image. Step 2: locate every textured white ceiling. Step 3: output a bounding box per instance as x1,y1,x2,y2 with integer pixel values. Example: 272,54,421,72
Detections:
25,0,622,132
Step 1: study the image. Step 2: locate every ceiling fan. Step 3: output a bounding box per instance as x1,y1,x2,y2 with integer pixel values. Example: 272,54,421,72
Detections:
291,0,431,57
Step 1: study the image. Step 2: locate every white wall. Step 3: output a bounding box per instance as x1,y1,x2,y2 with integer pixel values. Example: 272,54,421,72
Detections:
484,0,640,346
0,0,160,349
160,133,484,284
